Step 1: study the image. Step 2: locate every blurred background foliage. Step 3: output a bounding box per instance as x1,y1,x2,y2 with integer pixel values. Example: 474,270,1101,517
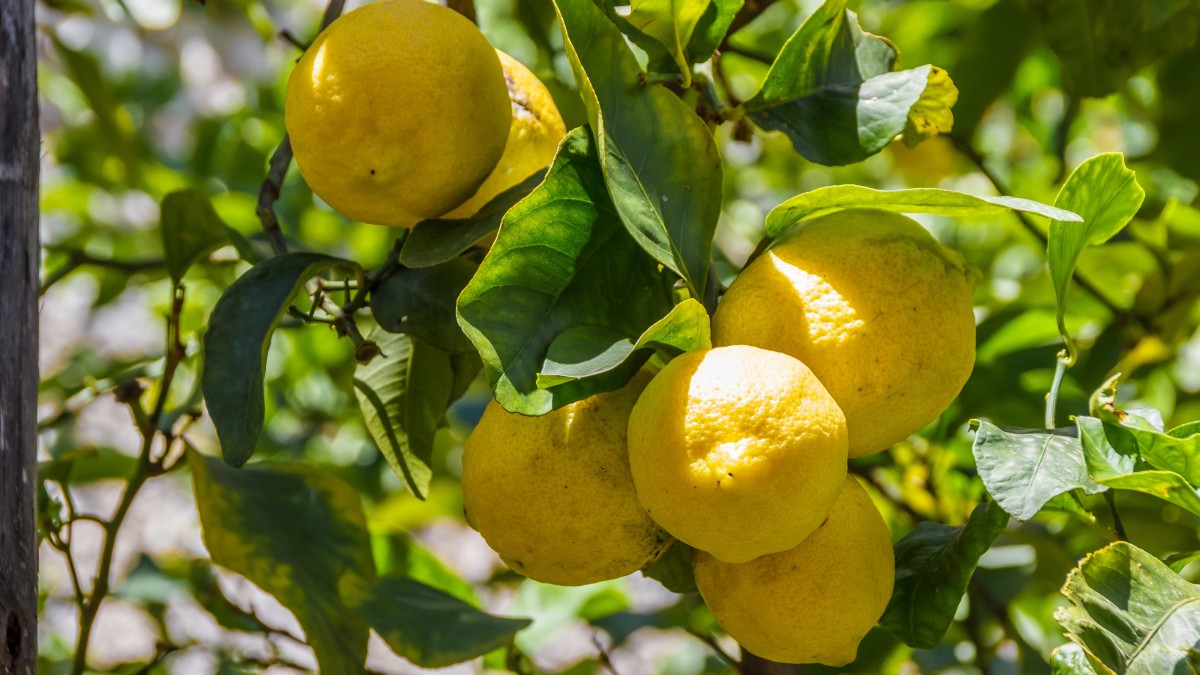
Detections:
33,0,1200,672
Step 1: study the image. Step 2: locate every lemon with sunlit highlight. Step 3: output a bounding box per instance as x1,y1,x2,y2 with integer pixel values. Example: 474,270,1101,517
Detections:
461,374,670,586
285,0,510,227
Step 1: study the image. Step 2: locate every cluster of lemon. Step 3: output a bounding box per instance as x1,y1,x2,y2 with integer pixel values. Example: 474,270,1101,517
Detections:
464,210,978,665
284,0,565,227
283,0,979,666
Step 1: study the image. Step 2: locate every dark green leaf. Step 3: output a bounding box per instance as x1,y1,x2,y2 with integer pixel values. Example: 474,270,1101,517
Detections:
742,0,957,165
555,0,723,296
971,421,1101,521
1020,0,1200,97
371,257,476,353
764,185,1081,239
537,298,710,387
189,450,374,673
880,501,1009,649
1057,541,1200,674
400,170,547,269
640,542,696,594
202,252,353,466
377,533,479,606
456,127,676,415
160,189,232,281
342,574,529,669
353,330,457,500
1049,154,1145,360
684,0,743,63
627,0,712,85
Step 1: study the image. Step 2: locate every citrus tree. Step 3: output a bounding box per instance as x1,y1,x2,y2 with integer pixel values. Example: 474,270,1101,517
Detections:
26,0,1200,672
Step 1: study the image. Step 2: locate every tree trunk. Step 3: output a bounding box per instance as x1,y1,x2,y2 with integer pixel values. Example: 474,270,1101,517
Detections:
0,0,40,672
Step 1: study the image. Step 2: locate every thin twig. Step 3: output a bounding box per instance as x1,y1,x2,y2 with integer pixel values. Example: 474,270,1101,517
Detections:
70,284,188,675
41,251,164,295
685,628,739,667
1105,491,1128,541
256,0,348,255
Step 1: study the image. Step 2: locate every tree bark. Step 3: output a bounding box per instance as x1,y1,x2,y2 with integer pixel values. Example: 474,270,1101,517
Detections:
0,0,40,672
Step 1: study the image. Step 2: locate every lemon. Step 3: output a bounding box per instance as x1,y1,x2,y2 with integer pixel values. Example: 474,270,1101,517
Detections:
694,477,895,666
285,0,510,227
443,52,566,219
713,209,978,457
462,374,670,586
626,345,848,563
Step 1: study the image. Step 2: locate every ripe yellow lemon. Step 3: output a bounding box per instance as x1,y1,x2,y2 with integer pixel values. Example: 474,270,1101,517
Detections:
462,375,670,586
694,477,895,666
713,209,978,457
443,52,566,219
284,0,511,227
626,346,848,563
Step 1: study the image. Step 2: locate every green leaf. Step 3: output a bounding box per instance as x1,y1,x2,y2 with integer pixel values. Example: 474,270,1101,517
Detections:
1057,541,1200,675
371,257,476,354
201,252,354,466
555,0,723,297
684,0,743,63
1050,643,1103,675
880,501,1009,649
1095,420,1200,486
342,574,529,669
1048,153,1145,361
353,330,461,500
1077,416,1200,518
1165,549,1200,574
160,189,232,281
627,0,712,86
640,541,696,594
400,170,547,269
189,450,374,673
537,298,710,387
764,185,1081,240
741,1,958,165
1020,0,1200,98
971,421,1102,522
376,533,479,606
456,127,676,415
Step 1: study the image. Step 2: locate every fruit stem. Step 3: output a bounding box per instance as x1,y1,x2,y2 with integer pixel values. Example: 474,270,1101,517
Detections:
1045,351,1068,429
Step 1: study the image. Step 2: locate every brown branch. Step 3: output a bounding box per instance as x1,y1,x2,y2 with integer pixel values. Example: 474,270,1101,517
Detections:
40,250,164,294
445,0,476,23
727,0,780,36
256,0,348,255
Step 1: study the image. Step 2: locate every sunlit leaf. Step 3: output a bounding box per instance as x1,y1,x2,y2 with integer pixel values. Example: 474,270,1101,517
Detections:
742,0,958,165
971,421,1102,521
880,501,1009,649
202,252,355,466
342,574,529,668
555,0,723,296
1048,154,1145,361
1077,415,1200,518
456,127,676,415
1057,541,1200,674
684,0,743,62
764,185,1080,239
537,298,710,387
1050,643,1104,675
627,0,712,86
190,450,374,673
